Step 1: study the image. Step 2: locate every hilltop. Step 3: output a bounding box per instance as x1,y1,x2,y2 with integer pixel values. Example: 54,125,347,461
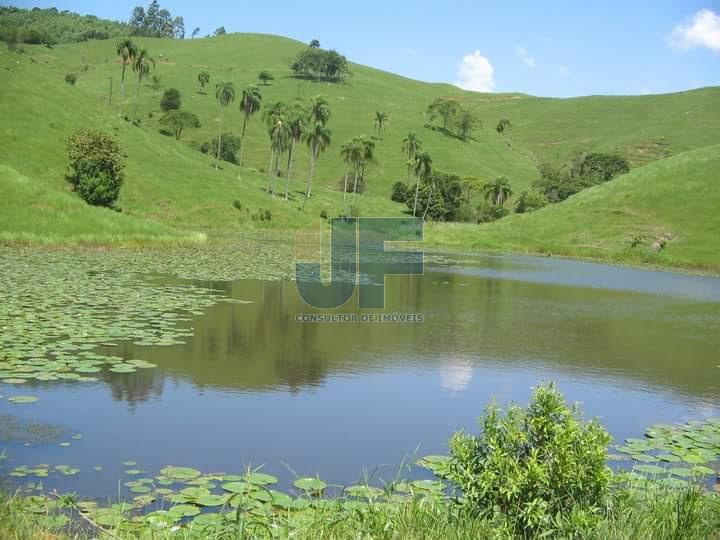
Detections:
0,30,719,269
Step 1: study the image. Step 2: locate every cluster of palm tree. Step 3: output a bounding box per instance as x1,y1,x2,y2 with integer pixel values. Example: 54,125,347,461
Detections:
401,132,434,218
374,111,388,138
340,136,375,210
482,176,513,206
115,38,155,118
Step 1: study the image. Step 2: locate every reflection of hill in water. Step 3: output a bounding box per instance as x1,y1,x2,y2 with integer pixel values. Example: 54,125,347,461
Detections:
103,264,720,405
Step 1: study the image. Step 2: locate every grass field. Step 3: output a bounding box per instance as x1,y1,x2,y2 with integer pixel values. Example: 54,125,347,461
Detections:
1,33,719,269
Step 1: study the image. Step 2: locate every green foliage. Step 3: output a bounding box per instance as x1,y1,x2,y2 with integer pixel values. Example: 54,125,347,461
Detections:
291,46,350,82
128,1,184,39
447,383,612,536
535,153,630,203
65,129,125,207
427,98,480,140
514,189,548,213
201,132,241,163
160,87,181,112
482,176,513,206
159,110,200,140
258,70,274,85
496,118,512,134
0,6,127,44
475,202,509,223
197,71,210,89
64,73,77,85
391,181,409,203
214,26,226,36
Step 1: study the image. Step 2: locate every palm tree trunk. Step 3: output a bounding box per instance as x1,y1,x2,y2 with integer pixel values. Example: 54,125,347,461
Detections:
413,175,421,217
303,146,316,210
119,61,126,115
239,114,248,167
133,76,141,119
422,181,435,221
284,142,294,200
271,150,281,196
351,168,360,206
266,148,274,192
215,109,223,170
342,166,349,210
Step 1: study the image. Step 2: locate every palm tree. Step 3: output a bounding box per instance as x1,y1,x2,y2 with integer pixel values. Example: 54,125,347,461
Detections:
262,101,287,188
308,95,331,126
353,135,375,200
268,119,290,196
116,39,137,113
374,111,389,138
402,132,422,182
412,151,433,217
340,139,361,210
303,123,331,208
197,71,210,92
482,176,513,206
238,85,262,167
214,82,236,170
284,103,307,200
132,48,155,119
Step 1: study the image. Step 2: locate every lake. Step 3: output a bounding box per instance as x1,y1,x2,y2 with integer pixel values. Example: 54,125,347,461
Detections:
1,248,720,498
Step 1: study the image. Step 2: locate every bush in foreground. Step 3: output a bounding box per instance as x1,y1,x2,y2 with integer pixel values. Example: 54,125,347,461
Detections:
447,383,612,536
65,129,125,207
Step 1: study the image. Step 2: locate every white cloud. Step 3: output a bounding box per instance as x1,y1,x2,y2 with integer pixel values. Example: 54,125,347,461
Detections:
515,45,536,67
670,9,720,52
455,50,495,92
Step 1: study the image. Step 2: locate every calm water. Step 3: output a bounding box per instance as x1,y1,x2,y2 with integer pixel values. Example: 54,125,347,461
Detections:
2,253,720,497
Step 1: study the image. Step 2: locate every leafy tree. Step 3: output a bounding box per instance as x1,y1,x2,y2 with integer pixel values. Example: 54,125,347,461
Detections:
116,38,137,109
309,39,320,48
214,82,236,169
476,202,509,223
303,123,331,208
131,48,155,118
64,73,77,85
482,176,513,206
570,152,630,183
374,111,388,138
290,47,350,82
160,87,181,112
401,132,422,183
197,71,209,91
258,70,274,85
412,151,433,217
496,118,511,134
283,103,307,200
459,175,483,203
66,129,125,207
456,110,479,140
159,110,200,140
427,98,461,130
191,27,200,38
201,132,241,163
447,384,611,536
213,26,226,36
514,190,548,213
238,85,262,167
409,172,464,221
128,2,181,38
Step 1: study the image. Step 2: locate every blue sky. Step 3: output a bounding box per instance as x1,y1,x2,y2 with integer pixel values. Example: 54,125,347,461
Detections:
14,0,720,97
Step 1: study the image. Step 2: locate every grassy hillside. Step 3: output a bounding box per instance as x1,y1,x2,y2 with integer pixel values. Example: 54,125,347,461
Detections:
427,144,720,271
0,32,719,268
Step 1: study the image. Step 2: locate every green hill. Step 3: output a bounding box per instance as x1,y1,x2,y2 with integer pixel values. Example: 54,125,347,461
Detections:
427,144,720,271
0,31,719,269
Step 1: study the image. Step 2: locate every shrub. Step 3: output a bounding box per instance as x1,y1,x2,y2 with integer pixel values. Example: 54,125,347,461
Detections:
66,129,125,207
64,73,77,85
232,200,243,211
476,203,509,223
160,88,181,112
320,210,328,220
200,132,241,164
391,181,409,203
251,208,272,222
514,190,548,214
447,383,612,536
258,70,274,85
